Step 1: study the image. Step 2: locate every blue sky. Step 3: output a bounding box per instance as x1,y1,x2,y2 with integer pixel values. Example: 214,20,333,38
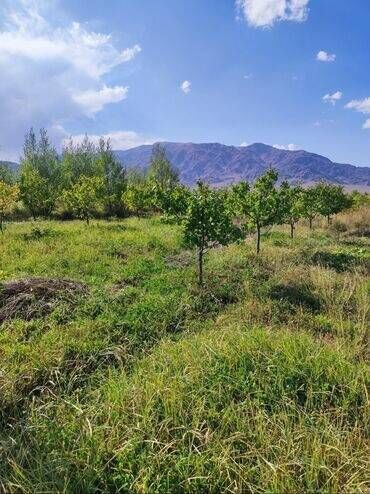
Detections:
0,0,369,166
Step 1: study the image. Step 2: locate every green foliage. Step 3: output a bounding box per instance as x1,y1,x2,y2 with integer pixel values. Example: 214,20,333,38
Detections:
231,169,280,252
0,214,368,493
0,163,15,184
299,184,321,228
182,181,240,284
279,181,304,237
350,190,370,208
97,138,127,217
20,166,54,219
20,128,61,217
60,135,101,186
315,182,353,223
310,248,365,272
147,143,179,188
156,183,191,220
61,176,105,224
0,181,19,231
123,178,154,216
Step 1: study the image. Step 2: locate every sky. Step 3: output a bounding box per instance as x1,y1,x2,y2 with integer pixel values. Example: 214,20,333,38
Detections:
0,0,370,166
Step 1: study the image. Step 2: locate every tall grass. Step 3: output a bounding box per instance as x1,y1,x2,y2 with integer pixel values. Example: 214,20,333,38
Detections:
0,211,369,493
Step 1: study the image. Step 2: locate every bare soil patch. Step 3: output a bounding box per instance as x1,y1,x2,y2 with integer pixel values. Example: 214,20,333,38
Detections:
0,278,88,323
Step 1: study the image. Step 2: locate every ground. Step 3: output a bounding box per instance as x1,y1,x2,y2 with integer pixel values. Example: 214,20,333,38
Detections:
0,211,369,493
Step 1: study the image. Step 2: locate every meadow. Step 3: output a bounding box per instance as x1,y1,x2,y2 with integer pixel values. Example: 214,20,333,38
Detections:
0,208,369,493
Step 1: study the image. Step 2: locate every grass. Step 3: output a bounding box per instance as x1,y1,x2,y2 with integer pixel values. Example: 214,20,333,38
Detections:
0,210,369,493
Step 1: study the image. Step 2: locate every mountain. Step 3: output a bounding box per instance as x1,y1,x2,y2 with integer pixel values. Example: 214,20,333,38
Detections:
0,161,19,172
115,142,370,189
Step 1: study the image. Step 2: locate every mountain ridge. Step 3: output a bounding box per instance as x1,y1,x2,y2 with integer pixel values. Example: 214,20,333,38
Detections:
115,142,370,189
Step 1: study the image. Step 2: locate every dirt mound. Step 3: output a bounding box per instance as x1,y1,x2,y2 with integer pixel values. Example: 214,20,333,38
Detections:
0,278,88,324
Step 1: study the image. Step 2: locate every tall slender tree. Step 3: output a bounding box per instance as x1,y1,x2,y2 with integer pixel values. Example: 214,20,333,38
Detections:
148,144,179,188
97,138,127,217
20,128,61,217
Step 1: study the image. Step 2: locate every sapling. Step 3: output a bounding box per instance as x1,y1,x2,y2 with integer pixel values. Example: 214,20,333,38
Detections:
182,181,239,285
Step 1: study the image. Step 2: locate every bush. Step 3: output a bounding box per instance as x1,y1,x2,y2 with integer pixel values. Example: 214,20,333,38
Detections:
310,249,364,272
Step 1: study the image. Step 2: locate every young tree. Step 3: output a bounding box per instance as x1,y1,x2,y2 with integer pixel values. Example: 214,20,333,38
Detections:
300,185,321,229
182,182,239,286
20,128,61,217
20,167,53,219
279,182,304,238
97,138,127,217
231,169,280,253
62,176,104,224
123,179,153,216
148,144,179,188
315,182,352,225
156,184,191,221
0,181,19,232
0,163,16,184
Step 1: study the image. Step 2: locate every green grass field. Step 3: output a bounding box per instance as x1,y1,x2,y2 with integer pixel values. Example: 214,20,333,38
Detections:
0,213,369,493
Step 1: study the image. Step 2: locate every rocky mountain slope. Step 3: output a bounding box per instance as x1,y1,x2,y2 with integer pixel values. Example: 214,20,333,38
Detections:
115,142,370,188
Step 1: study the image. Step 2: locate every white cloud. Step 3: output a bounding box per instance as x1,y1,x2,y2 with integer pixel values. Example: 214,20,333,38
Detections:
236,0,310,28
273,143,300,151
73,85,129,116
345,97,370,114
239,142,249,146
243,74,253,80
316,50,336,62
0,0,141,159
345,97,370,129
63,130,158,150
180,80,191,94
322,91,342,105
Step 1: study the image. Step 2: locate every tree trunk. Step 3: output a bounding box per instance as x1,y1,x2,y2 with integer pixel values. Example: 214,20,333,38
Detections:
198,247,204,286
86,215,90,226
256,224,261,254
327,215,331,226
309,217,313,229
0,215,3,234
290,222,294,239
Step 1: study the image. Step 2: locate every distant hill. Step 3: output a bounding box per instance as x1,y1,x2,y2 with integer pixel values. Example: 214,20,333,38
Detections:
0,161,19,172
115,142,370,189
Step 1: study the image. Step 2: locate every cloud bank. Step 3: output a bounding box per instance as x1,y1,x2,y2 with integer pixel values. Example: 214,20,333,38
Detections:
0,0,141,159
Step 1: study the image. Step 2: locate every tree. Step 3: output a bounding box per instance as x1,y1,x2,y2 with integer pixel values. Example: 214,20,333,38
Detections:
315,182,352,225
20,128,61,217
231,169,280,253
349,190,370,209
147,144,179,188
61,176,104,224
60,135,100,187
0,163,15,184
300,185,321,229
0,181,19,232
20,167,53,219
279,182,304,238
182,182,239,286
155,184,191,221
97,138,127,217
122,182,153,216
